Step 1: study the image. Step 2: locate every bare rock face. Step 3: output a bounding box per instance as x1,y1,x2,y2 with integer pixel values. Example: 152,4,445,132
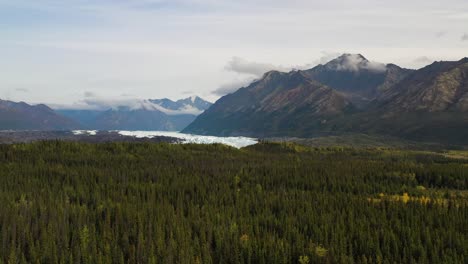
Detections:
340,58,468,144
378,58,468,113
303,54,413,105
184,70,354,137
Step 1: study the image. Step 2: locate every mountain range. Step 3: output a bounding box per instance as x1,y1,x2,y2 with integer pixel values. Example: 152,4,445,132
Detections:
302,54,414,106
0,96,211,131
184,54,468,144
58,96,212,131
1,54,467,145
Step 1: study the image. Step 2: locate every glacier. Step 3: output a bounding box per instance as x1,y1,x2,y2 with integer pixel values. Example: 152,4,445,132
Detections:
72,130,98,136
72,130,257,148
118,131,258,148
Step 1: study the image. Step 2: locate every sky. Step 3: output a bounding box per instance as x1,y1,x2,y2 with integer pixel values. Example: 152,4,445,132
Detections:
0,0,467,108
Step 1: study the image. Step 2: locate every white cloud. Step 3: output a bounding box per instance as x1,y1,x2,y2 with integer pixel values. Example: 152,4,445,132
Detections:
139,100,205,115
215,56,318,96
409,56,438,68
313,51,342,65
212,77,257,96
327,54,387,72
413,56,434,64
224,57,289,76
215,57,288,96
53,95,205,115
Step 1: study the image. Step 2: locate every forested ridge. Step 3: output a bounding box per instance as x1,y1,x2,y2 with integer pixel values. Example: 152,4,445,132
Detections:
0,141,467,263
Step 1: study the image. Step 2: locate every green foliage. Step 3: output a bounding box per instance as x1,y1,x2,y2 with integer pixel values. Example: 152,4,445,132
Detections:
0,141,466,263
314,245,327,258
298,255,310,264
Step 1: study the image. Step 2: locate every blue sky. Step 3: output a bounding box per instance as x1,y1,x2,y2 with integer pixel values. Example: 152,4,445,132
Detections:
0,0,467,108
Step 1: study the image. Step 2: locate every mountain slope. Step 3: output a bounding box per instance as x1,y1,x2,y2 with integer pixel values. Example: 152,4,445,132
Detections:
183,71,354,136
303,54,413,105
377,58,468,112
0,100,80,130
184,55,468,144
56,109,103,127
90,108,174,131
324,58,468,144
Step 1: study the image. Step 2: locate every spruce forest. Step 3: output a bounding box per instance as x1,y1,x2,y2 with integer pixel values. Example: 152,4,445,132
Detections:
0,141,467,264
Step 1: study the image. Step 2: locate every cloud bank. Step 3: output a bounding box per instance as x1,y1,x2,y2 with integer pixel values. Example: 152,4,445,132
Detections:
213,57,287,96
225,57,290,76
215,56,317,96
212,77,257,96
53,94,205,115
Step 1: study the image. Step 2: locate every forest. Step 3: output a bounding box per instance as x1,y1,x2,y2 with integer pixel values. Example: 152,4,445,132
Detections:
0,141,466,263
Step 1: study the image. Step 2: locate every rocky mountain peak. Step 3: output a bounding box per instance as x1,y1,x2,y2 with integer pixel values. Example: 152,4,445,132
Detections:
323,53,386,73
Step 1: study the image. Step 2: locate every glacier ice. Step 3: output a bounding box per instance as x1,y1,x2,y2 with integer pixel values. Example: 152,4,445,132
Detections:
72,130,98,136
117,131,258,148
72,130,257,148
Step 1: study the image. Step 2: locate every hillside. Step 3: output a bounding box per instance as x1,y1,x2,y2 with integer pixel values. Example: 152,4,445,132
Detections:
184,70,354,136
303,54,413,105
0,100,80,130
333,57,468,144
377,58,468,112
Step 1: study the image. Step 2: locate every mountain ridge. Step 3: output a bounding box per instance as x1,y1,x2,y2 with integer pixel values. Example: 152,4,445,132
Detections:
376,58,468,113
184,55,468,144
183,70,354,137
58,96,212,131
303,54,414,106
0,96,212,131
0,99,80,130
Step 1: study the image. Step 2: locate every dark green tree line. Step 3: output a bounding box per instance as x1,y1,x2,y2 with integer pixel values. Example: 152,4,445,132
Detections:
0,141,466,263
